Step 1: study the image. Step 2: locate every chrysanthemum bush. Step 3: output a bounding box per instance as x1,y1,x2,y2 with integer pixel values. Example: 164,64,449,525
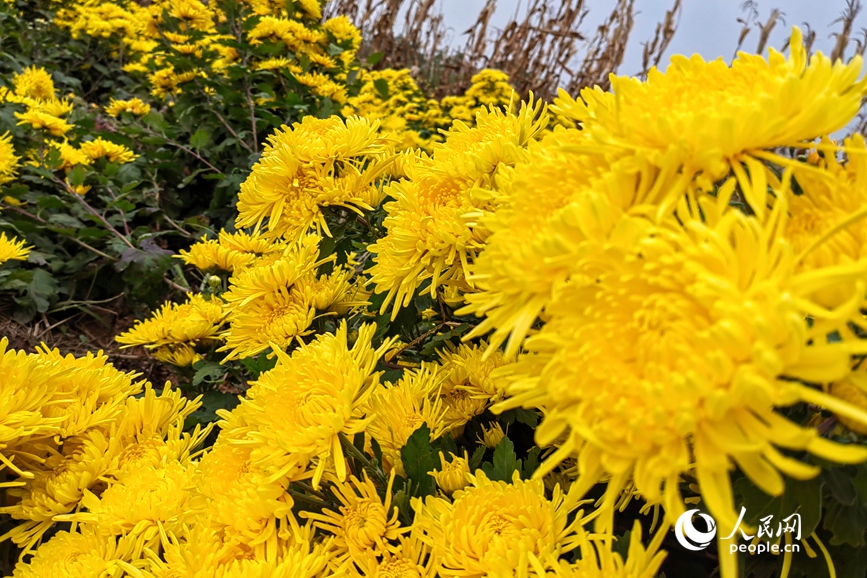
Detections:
6,1,867,577
0,0,507,323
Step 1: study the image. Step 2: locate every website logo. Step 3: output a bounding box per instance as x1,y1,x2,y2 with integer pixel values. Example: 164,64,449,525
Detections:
675,509,717,551
674,507,802,555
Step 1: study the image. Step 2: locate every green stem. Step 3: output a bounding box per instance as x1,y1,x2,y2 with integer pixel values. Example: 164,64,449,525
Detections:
338,432,387,486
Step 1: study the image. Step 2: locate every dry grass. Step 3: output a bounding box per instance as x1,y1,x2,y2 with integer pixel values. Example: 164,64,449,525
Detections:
329,0,867,110
327,0,682,99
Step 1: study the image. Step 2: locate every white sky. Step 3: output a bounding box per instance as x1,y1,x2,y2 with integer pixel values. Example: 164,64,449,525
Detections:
438,0,865,75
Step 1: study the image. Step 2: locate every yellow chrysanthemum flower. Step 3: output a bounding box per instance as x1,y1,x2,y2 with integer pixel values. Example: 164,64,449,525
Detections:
62,460,201,549
218,236,362,360
365,364,447,476
0,131,19,185
463,69,516,109
495,196,867,545
0,430,117,549
367,101,547,318
552,27,867,219
354,533,436,578
105,97,151,117
49,140,92,171
784,134,867,307
194,441,296,546
12,66,56,100
79,137,138,164
218,229,282,254
302,471,405,565
0,231,30,264
235,116,390,241
413,470,580,577
152,343,204,367
477,422,506,449
177,237,258,272
217,322,396,488
9,527,139,578
295,0,322,20
116,293,225,350
152,521,334,578
15,110,72,136
437,342,509,432
432,451,471,495
167,0,215,32
26,345,144,439
545,522,667,578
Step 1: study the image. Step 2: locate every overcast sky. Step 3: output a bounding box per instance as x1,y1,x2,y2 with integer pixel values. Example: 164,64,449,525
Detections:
438,0,865,76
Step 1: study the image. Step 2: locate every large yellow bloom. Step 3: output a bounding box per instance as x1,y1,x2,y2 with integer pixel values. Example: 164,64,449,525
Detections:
49,140,91,171
457,128,629,357
0,430,116,549
412,471,579,577
0,131,19,185
235,116,391,241
436,342,509,432
364,364,447,476
495,196,867,541
217,322,396,488
544,522,667,578
12,66,56,100
0,231,29,264
9,527,138,578
15,109,72,136
302,471,404,565
552,27,866,219
194,441,296,546
63,460,202,551
177,237,258,272
151,521,334,578
353,533,436,578
784,135,867,308
116,292,225,350
79,137,138,164
105,97,151,117
367,102,547,318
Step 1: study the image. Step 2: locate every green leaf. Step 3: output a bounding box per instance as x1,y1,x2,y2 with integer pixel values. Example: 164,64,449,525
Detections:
67,165,88,187
825,467,859,507
400,424,437,498
47,213,84,229
27,269,58,313
370,437,383,466
239,352,277,379
469,446,486,471
373,78,389,99
824,502,867,547
366,52,384,67
781,477,822,538
523,447,541,479
192,360,226,386
482,436,520,482
189,389,241,425
190,129,211,150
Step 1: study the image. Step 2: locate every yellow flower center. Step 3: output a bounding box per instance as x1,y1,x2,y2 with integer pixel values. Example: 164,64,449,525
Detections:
342,498,387,548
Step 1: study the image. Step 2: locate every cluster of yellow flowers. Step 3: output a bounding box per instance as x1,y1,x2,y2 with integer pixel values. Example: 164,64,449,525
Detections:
454,27,867,576
0,338,209,559
3,324,666,578
54,0,360,102
117,115,395,364
0,65,138,194
10,17,867,577
344,69,519,150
